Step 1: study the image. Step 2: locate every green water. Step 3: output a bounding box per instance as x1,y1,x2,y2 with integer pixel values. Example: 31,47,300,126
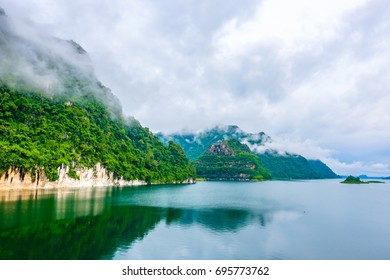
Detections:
0,180,389,259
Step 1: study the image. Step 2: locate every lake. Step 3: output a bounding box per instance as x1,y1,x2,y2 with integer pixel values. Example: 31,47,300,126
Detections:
0,179,389,260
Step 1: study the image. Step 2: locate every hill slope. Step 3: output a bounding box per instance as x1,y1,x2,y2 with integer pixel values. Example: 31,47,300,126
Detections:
258,151,338,179
195,139,271,181
0,9,195,187
157,125,270,161
159,125,338,180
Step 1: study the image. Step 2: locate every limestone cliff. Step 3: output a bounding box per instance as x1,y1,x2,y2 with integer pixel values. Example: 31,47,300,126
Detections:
0,163,146,188
206,141,236,156
0,8,196,187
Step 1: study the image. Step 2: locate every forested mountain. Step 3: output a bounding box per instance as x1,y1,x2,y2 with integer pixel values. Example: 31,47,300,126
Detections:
259,151,338,179
195,139,271,181
0,8,195,187
157,125,270,161
159,125,338,180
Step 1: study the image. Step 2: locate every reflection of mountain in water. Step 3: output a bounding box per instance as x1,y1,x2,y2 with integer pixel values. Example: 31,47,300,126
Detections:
0,188,114,230
175,208,273,232
0,188,275,259
0,205,164,259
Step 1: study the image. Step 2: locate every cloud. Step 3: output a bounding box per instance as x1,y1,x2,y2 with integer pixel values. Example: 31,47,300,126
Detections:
1,0,390,176
0,8,124,119
243,134,390,177
212,0,366,57
324,158,390,177
0,10,93,91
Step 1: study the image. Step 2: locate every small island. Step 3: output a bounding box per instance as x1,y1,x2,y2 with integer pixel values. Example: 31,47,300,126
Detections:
341,176,384,184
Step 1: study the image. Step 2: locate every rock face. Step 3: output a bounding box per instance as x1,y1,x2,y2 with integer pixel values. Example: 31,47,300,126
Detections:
0,167,36,186
0,162,195,189
206,141,236,156
0,163,147,188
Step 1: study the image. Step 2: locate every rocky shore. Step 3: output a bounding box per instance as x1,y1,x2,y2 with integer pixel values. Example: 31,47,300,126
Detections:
0,163,195,189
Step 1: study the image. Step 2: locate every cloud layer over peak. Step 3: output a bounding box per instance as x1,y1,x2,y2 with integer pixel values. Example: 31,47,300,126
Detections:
1,0,390,176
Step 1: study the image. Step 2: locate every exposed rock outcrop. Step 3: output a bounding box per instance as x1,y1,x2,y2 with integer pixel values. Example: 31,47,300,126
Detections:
0,163,145,188
206,141,235,156
0,162,195,189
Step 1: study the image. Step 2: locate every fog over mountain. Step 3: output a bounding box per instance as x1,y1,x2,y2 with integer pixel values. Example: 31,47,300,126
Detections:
0,8,123,118
0,8,195,186
1,1,390,176
158,125,339,179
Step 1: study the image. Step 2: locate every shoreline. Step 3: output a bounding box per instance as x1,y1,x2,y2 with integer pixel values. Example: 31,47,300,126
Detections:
0,163,196,191
0,178,196,191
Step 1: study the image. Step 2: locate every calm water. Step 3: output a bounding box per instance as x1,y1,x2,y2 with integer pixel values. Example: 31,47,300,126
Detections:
0,180,389,260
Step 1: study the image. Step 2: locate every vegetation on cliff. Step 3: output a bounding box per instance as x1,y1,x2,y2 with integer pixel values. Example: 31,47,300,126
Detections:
0,9,194,185
194,139,271,181
159,125,338,180
158,125,269,161
0,81,195,184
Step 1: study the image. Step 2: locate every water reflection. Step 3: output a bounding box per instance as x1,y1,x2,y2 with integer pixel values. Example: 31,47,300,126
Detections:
175,208,273,232
0,188,114,230
0,187,279,259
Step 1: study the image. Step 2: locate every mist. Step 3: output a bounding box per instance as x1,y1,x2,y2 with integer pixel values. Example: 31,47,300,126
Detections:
1,1,390,176
0,8,123,117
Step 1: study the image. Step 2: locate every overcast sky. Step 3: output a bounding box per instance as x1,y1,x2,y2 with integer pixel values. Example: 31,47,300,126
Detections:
2,0,390,176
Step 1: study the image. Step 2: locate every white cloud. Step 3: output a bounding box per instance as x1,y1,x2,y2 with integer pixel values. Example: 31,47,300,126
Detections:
1,0,390,176
248,136,333,159
324,158,390,177
212,0,368,58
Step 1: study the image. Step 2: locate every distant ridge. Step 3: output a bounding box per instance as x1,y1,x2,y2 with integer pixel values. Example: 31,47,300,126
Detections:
158,125,339,180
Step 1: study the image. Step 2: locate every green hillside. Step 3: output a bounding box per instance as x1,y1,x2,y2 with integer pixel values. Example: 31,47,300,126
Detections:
258,151,338,179
157,125,269,161
194,139,271,181
0,81,194,184
0,10,194,185
307,160,339,179
159,126,338,180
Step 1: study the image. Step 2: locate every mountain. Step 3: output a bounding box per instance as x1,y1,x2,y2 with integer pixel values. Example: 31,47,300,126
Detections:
259,151,338,179
157,125,270,161
307,159,339,179
194,139,271,181
159,125,338,180
0,9,195,187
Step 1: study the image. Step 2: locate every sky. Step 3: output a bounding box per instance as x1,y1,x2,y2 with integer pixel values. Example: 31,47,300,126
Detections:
1,0,390,176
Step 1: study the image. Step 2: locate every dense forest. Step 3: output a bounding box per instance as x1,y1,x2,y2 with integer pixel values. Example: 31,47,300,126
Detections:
159,126,338,180
0,8,338,184
0,80,195,184
258,151,338,179
158,125,270,161
0,8,195,186
195,139,271,181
